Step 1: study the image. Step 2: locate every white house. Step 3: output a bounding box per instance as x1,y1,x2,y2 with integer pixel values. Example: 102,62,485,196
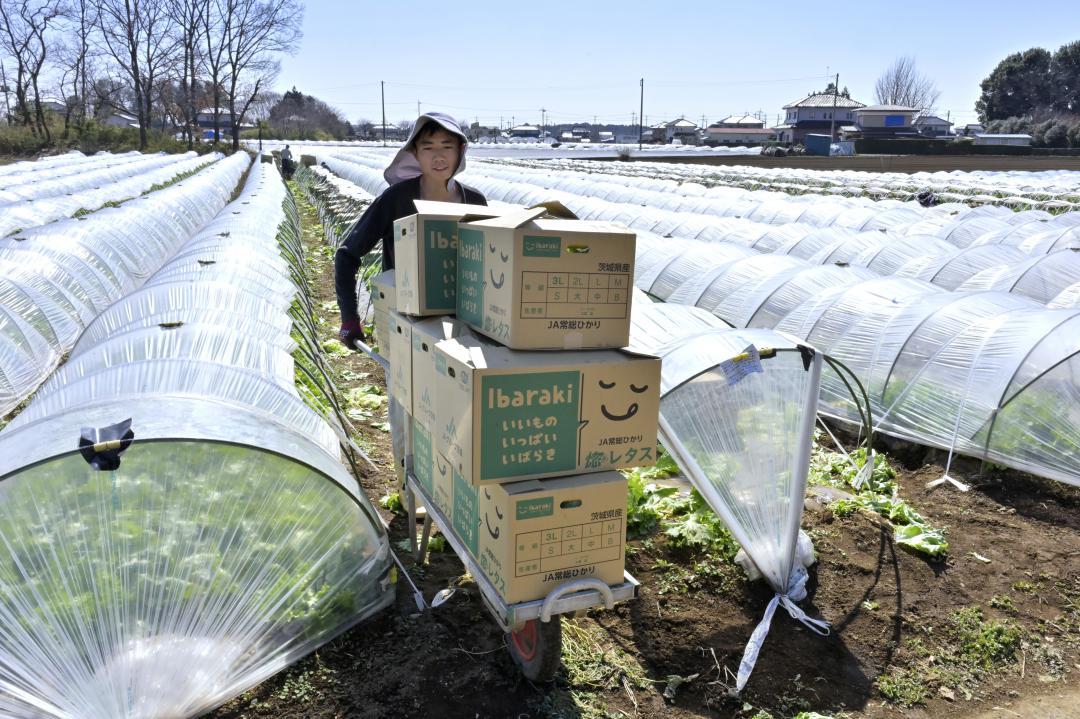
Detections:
716,114,766,128
853,105,919,137
704,127,775,145
652,118,699,144
915,114,954,137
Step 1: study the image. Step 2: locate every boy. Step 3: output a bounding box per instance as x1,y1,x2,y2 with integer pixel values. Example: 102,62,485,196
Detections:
334,112,486,346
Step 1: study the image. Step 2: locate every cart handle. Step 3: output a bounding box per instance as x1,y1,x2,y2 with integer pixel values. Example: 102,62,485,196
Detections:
352,338,389,373
540,579,615,623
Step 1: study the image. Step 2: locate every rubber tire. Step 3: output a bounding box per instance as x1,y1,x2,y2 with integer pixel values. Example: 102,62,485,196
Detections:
507,617,562,681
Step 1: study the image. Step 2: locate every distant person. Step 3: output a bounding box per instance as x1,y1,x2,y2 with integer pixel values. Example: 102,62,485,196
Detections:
334,112,486,347
280,144,294,178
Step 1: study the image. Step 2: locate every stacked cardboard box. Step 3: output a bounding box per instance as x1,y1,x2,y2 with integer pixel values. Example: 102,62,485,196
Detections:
379,200,658,605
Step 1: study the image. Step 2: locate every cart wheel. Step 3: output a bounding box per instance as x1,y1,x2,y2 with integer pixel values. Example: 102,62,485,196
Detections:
507,617,562,681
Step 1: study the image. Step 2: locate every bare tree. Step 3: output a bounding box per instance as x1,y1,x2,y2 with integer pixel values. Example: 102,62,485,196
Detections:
874,56,941,114
0,0,63,140
96,0,178,149
220,0,302,150
202,0,230,146
166,0,204,147
54,0,100,137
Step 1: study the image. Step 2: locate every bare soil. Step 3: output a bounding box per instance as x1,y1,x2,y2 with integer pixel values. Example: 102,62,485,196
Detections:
208,183,1080,719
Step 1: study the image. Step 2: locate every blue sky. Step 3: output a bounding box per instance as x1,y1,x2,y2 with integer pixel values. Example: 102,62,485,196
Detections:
275,2,1078,128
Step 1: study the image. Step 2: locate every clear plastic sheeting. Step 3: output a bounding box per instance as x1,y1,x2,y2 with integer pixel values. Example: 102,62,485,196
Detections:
894,245,1029,290
0,152,214,237
0,161,393,718
653,329,825,691
0,153,246,417
1049,282,1080,309
850,234,957,275
775,280,1080,485
958,250,1080,304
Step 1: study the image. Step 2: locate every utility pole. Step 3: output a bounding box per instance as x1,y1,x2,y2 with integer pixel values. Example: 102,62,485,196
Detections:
829,72,839,142
417,100,421,117
540,107,546,142
380,80,386,147
638,78,644,151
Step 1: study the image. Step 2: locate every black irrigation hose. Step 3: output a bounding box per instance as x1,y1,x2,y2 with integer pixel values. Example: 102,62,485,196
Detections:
822,354,875,450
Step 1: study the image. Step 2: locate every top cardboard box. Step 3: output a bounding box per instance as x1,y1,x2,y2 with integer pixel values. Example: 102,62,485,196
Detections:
456,207,636,350
393,201,516,316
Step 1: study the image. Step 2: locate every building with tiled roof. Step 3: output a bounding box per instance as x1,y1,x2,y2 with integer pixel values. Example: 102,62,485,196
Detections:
716,114,766,128
775,92,866,144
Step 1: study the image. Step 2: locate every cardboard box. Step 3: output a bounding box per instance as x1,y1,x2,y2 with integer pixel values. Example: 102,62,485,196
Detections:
372,270,396,313
433,451,456,523
390,406,411,491
387,311,413,412
412,416,434,497
456,471,628,605
456,208,636,349
411,316,470,434
434,334,661,484
394,201,515,316
371,270,396,352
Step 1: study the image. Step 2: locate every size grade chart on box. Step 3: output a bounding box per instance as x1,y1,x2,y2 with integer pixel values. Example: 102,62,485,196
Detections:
519,272,629,319
513,519,623,577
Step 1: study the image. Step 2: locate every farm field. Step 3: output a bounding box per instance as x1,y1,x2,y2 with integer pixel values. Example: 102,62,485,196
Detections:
215,154,1080,719
1,148,1079,719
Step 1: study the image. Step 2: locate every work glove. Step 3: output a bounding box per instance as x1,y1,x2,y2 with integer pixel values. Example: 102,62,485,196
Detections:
339,318,366,349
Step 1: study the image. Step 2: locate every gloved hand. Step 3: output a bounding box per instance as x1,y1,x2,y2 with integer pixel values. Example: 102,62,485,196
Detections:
339,318,366,349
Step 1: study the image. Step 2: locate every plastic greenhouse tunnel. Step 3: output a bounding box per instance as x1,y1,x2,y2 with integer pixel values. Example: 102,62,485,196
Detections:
629,297,829,692
0,161,393,718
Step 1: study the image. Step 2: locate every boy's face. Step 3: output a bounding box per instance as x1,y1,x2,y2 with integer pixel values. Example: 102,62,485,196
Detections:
414,127,460,182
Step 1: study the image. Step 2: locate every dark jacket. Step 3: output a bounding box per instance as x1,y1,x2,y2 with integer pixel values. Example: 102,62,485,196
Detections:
334,176,487,322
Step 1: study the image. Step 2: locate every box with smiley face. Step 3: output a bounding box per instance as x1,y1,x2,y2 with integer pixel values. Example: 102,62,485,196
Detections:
463,471,627,605
456,208,636,350
393,201,518,316
433,333,661,484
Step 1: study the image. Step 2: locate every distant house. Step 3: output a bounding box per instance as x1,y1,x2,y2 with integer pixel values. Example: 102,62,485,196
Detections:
597,131,614,143
652,118,699,144
915,114,954,137
570,126,591,141
509,123,541,139
101,110,139,128
853,105,919,138
775,93,865,143
716,114,766,128
368,123,408,141
974,134,1032,147
704,126,775,145
196,107,253,137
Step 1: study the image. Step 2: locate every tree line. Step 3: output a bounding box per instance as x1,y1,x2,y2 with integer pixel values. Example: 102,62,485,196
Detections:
0,0,302,151
976,41,1080,147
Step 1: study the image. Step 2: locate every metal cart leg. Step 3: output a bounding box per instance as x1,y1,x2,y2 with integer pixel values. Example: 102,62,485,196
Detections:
507,617,563,682
416,515,433,564
406,485,418,555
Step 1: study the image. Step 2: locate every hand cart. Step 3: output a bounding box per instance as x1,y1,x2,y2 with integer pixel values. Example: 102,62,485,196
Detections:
354,337,640,681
